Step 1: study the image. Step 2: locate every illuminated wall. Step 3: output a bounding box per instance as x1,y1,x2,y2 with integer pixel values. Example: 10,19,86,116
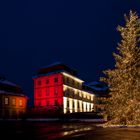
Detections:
33,71,94,114
62,72,94,114
34,73,63,109
0,94,27,118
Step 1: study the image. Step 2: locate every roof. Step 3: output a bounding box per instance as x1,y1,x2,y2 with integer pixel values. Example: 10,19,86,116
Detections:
0,79,18,87
86,81,108,91
83,81,109,96
33,70,65,78
0,78,26,96
36,62,77,76
0,90,26,97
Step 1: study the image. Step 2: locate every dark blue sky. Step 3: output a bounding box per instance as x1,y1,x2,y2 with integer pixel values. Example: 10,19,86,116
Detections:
0,1,140,102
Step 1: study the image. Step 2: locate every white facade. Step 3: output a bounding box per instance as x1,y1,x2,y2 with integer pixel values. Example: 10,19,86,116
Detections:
62,72,94,114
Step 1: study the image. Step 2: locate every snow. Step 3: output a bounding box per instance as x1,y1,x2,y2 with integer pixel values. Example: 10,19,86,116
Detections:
40,61,63,69
85,81,108,91
0,79,18,87
90,86,108,91
33,70,65,78
0,90,26,96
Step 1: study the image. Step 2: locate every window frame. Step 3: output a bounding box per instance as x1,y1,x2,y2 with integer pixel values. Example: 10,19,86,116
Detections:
12,98,16,106
38,80,41,86
19,99,23,107
4,97,9,105
54,77,58,83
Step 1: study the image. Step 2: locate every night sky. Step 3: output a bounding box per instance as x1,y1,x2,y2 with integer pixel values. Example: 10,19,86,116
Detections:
0,1,140,104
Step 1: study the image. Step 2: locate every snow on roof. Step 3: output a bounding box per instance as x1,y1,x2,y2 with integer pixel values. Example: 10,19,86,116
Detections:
39,62,77,75
90,86,108,91
85,81,108,91
33,70,83,81
40,61,63,69
0,90,26,97
0,79,19,87
87,81,103,86
33,69,65,78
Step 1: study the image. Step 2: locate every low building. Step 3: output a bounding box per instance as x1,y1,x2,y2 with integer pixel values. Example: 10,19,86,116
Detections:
33,62,94,115
84,81,110,114
0,76,27,118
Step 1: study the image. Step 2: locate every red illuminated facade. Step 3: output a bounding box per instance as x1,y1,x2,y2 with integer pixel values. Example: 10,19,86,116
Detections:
33,63,94,114
34,73,63,110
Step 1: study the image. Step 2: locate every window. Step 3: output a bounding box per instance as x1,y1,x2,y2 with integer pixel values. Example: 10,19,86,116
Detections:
38,90,42,97
66,88,70,96
66,78,69,83
82,103,84,110
12,98,16,105
77,83,80,88
72,80,74,85
73,101,75,108
54,77,58,83
67,100,69,107
46,79,49,84
54,100,58,106
19,100,23,107
54,88,58,96
77,92,79,97
38,80,41,85
4,97,9,105
46,89,50,96
46,101,49,106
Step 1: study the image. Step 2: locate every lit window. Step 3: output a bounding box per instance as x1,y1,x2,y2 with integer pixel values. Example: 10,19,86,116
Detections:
54,77,58,83
12,98,16,105
19,100,23,107
4,97,9,105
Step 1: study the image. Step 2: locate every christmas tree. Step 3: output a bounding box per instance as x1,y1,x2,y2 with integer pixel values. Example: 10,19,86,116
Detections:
101,11,140,125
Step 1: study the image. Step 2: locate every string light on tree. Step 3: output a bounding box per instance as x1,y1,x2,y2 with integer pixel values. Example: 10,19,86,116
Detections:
100,10,140,125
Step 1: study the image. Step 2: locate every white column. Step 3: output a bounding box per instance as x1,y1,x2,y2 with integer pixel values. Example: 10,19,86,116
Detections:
63,97,67,114
74,99,78,112
83,102,86,112
79,100,82,112
69,98,73,113
87,103,90,112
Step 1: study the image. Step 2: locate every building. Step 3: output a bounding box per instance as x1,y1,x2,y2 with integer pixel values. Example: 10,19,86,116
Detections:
33,62,94,115
0,76,27,118
84,81,110,114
